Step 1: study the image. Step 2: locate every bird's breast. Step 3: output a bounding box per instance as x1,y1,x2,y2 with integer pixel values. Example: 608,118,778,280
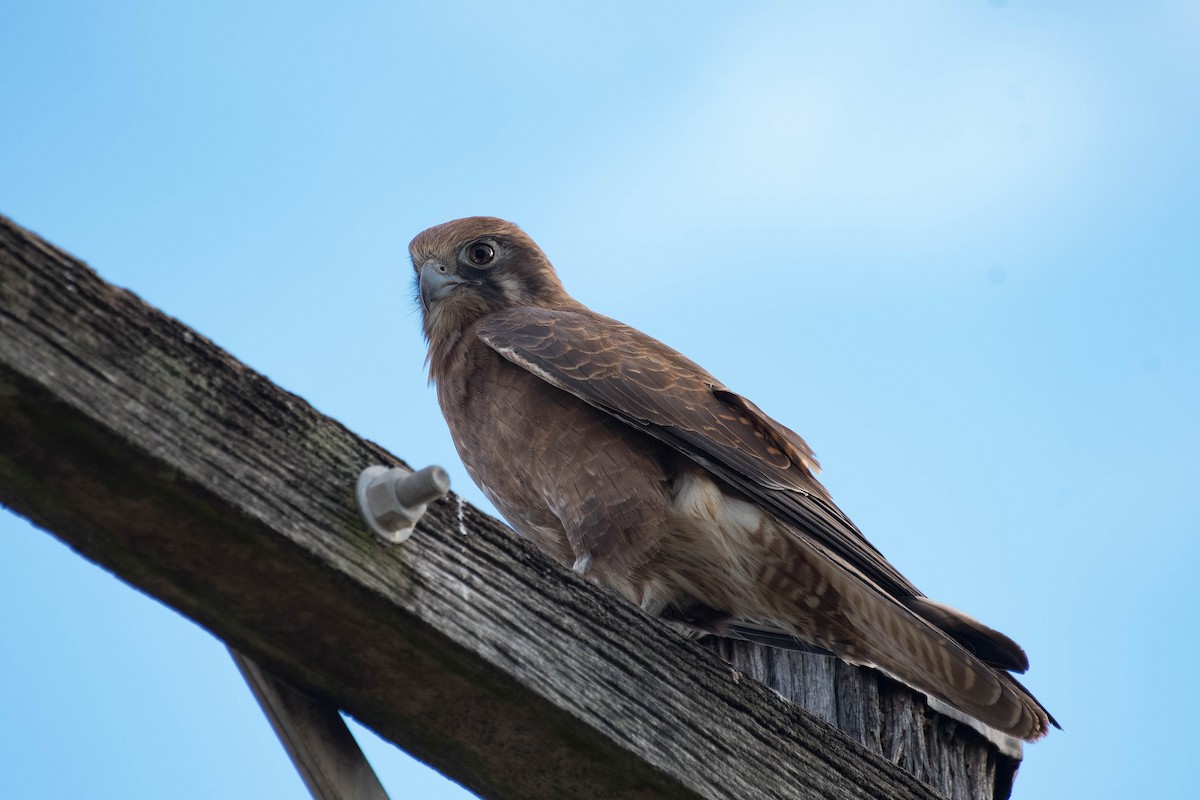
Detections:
438,340,675,570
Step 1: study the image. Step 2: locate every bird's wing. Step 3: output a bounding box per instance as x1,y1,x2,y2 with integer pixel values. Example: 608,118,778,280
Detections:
477,304,1054,736
475,305,922,601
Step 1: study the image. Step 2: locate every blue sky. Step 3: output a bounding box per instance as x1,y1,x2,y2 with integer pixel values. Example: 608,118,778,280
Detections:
2,2,1198,798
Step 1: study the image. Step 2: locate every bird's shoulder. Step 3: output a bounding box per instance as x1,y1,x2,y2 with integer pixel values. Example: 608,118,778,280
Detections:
471,304,929,598
474,305,823,492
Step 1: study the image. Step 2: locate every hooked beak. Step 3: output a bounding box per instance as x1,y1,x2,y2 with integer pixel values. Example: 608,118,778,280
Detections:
419,260,467,310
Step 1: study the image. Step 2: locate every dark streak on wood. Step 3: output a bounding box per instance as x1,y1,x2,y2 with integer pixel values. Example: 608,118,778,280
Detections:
0,214,1015,800
706,642,1019,800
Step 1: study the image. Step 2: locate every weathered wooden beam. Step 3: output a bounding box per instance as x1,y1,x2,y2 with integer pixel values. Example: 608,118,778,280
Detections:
0,214,1009,800
230,648,390,800
707,643,1018,800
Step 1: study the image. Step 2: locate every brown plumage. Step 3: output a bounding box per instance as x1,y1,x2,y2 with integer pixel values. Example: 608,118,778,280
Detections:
412,216,1057,741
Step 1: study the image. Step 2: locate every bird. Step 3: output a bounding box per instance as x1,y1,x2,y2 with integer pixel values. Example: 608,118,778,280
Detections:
411,215,1057,741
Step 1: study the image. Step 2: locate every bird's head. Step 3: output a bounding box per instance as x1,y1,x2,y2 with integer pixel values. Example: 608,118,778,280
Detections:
410,217,573,346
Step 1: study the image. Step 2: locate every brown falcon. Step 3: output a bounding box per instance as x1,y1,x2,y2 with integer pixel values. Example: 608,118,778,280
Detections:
412,216,1056,741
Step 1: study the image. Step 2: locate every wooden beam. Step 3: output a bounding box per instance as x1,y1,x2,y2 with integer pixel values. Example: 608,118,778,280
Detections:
707,642,1018,800
230,649,390,800
0,214,1009,800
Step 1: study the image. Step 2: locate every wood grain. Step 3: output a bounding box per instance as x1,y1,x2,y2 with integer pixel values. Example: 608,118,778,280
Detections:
0,214,1015,799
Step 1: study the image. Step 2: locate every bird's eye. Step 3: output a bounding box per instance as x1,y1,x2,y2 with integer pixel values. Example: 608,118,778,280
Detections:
466,241,496,267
